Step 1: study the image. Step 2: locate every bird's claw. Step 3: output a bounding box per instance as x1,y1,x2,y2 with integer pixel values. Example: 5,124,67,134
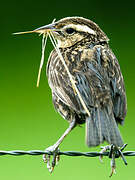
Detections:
110,154,116,177
99,144,127,177
99,145,116,176
110,167,116,177
43,146,60,173
99,145,117,177
99,145,110,162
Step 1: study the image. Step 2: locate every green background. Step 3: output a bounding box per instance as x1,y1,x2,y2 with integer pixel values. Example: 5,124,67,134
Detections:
0,0,135,179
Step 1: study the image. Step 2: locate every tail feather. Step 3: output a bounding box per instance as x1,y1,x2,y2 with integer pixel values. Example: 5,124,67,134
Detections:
86,107,123,147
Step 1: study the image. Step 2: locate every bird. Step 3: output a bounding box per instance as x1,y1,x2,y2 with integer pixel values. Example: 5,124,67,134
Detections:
14,17,127,174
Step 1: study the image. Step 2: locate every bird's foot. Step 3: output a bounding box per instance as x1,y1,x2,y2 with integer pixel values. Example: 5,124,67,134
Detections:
99,144,128,177
99,145,110,162
43,145,60,173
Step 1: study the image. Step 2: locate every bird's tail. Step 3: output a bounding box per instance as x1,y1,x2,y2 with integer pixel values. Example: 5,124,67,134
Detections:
86,107,123,147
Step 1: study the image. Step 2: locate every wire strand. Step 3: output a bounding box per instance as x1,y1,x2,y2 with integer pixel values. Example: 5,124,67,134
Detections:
0,150,134,157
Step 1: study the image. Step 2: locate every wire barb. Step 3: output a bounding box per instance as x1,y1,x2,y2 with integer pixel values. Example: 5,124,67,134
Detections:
0,149,134,157
1,146,134,176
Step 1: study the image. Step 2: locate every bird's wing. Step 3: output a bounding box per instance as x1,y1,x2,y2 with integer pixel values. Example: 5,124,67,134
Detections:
102,47,127,124
84,46,127,147
46,49,96,113
47,46,127,122
47,46,126,147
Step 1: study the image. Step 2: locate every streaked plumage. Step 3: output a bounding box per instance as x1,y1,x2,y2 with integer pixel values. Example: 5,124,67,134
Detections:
14,16,127,174
46,17,127,147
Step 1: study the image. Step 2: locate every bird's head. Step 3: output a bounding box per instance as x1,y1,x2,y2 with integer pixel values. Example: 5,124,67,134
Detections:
14,17,109,48
52,17,109,48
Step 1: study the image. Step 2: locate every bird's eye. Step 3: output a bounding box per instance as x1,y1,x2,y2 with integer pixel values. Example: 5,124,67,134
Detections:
65,28,75,34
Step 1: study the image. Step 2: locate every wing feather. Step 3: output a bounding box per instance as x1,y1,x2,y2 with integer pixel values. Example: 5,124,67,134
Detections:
47,45,127,146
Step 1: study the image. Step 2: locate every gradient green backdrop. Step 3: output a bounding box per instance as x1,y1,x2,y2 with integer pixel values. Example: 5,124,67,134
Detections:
0,0,135,179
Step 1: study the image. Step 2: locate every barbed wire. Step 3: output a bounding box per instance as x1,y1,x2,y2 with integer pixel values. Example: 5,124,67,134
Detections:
1,144,135,176
1,144,133,176
0,144,134,165
0,149,135,157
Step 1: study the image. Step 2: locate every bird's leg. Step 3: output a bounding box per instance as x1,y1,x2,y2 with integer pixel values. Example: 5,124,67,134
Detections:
99,144,127,177
43,119,76,173
99,145,116,176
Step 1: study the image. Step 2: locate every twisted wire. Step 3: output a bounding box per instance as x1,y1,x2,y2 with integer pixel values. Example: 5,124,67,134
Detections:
0,150,135,157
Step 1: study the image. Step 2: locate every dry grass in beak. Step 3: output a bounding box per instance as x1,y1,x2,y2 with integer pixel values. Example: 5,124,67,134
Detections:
13,30,37,35
36,33,48,87
13,26,90,116
13,29,49,87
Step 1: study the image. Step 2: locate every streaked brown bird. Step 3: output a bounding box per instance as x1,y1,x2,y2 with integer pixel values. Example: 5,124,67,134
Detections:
15,17,127,173
42,16,127,171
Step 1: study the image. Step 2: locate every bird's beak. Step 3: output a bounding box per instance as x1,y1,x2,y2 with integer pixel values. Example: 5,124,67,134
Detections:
13,23,56,35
